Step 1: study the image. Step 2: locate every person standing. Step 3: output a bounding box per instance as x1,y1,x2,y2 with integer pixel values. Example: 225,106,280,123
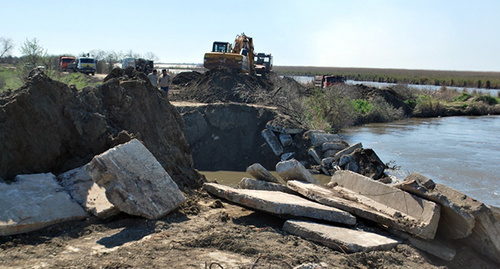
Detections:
158,69,171,94
148,69,158,87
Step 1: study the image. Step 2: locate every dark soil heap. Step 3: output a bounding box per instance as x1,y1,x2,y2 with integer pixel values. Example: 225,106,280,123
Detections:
171,67,307,105
0,68,203,191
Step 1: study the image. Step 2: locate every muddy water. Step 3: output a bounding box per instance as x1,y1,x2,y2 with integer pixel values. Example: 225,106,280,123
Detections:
341,115,500,207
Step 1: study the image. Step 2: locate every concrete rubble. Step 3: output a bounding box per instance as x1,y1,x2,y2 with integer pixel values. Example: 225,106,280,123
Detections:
287,180,440,239
87,139,186,220
328,170,441,239
283,220,400,253
276,159,320,185
260,127,388,181
245,163,282,184
0,173,87,236
58,166,119,219
395,172,500,263
203,183,356,225
237,177,295,194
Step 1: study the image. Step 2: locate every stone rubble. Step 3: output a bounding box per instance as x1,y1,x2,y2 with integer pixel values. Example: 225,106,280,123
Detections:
0,173,87,236
87,139,186,220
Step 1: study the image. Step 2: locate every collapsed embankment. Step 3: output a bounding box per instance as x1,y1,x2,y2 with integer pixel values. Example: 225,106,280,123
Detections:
0,68,203,191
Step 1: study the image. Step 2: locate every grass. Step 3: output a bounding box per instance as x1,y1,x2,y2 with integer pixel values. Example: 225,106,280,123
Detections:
274,66,500,89
0,64,101,93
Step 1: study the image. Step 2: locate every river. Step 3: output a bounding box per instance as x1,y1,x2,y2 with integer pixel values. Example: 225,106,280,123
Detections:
202,116,499,207
340,115,500,207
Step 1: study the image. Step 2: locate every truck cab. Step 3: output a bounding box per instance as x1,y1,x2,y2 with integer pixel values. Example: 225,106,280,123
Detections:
77,57,96,75
59,56,76,71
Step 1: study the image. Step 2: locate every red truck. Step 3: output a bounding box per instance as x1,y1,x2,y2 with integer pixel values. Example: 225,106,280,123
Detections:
59,56,76,71
314,75,346,88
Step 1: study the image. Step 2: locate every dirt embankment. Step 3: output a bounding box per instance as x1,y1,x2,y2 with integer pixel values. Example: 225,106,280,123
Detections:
0,68,203,191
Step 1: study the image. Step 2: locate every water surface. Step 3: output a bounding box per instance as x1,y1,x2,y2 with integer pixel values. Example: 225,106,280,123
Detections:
341,115,500,207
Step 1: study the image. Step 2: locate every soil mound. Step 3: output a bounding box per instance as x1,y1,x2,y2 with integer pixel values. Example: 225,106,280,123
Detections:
171,67,307,105
0,68,203,191
171,71,202,86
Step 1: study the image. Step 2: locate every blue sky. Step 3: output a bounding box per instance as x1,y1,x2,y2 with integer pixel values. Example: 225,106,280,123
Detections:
2,0,499,71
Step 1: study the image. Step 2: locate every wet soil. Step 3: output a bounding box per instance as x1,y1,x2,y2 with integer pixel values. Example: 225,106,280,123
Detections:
0,192,448,269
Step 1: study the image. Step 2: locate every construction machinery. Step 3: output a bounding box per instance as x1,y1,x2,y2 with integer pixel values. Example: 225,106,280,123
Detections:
314,75,346,88
203,33,256,74
254,53,273,74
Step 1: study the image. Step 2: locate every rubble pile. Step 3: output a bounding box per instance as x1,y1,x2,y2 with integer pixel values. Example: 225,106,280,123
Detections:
205,161,500,265
261,122,388,180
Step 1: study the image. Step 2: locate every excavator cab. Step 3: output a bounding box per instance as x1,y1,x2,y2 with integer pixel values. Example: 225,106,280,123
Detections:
212,42,231,53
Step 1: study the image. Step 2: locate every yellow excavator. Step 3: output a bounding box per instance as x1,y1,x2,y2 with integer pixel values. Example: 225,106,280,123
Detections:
203,33,255,74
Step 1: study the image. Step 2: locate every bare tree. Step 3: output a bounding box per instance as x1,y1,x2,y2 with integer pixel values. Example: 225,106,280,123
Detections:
0,37,14,58
144,51,159,62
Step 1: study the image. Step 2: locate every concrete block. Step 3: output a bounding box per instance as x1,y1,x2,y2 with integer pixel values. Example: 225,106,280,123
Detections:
279,133,293,147
281,152,294,161
288,180,440,239
333,142,363,161
237,177,295,194
276,159,320,185
321,141,347,152
307,148,322,165
328,170,441,240
87,139,186,220
203,183,356,225
307,132,342,147
395,172,475,239
246,163,281,184
283,220,399,253
59,166,119,219
0,173,87,236
261,129,284,156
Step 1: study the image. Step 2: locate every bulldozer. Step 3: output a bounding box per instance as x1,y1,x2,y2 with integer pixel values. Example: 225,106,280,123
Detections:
203,33,256,74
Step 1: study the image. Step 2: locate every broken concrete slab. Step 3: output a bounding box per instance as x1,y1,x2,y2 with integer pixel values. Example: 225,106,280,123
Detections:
288,180,439,239
87,139,186,220
388,228,456,261
203,183,356,225
246,163,281,184
328,170,441,240
321,141,347,152
261,129,284,156
276,159,320,185
305,131,342,147
333,142,363,161
237,177,295,194
394,172,475,239
281,152,295,161
307,148,322,165
283,220,399,253
0,173,87,236
58,166,119,219
279,133,293,147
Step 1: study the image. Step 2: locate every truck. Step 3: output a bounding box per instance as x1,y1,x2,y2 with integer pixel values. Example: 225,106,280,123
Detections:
203,33,255,74
59,56,76,71
76,57,96,75
314,75,346,88
254,53,273,75
121,58,154,74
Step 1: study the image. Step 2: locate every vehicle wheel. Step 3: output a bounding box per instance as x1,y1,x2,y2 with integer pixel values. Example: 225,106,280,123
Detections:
91,73,95,76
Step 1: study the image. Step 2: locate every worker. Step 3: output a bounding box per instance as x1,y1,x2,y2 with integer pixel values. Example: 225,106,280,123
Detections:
158,69,171,94
148,69,158,87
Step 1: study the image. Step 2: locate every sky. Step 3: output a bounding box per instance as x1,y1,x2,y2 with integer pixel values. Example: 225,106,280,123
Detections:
1,0,499,72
